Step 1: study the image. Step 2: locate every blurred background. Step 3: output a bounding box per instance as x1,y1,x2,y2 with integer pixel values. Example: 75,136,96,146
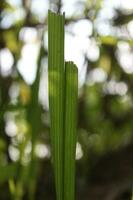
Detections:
0,0,133,199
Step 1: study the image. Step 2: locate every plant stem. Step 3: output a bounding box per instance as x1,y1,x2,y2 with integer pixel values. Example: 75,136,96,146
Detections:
64,62,78,200
48,10,65,200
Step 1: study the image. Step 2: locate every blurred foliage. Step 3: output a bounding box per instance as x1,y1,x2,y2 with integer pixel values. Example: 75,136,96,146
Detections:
0,0,133,199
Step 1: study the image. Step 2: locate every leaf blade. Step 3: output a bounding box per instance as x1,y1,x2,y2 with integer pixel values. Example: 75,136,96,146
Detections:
48,10,65,200
64,61,78,200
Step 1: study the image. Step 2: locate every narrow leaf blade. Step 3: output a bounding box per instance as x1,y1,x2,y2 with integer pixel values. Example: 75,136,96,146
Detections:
48,10,65,200
64,61,78,200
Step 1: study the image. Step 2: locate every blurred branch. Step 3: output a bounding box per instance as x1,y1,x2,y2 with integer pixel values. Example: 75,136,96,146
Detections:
22,0,31,19
113,9,133,26
57,0,62,13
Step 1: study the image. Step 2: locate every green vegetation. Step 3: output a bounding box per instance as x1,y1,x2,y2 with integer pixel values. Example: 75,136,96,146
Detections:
48,11,78,200
64,62,78,200
1,0,133,199
48,10,65,200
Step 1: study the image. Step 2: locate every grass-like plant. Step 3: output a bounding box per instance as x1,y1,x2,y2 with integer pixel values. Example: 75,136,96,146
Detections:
48,10,65,200
48,10,78,200
64,62,78,200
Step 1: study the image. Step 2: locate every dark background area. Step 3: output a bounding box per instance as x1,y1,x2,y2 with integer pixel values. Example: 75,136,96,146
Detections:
0,0,133,199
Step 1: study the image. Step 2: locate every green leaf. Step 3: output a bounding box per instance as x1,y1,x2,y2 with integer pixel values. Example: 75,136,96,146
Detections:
48,11,78,200
64,62,78,200
48,10,65,200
